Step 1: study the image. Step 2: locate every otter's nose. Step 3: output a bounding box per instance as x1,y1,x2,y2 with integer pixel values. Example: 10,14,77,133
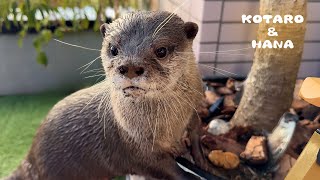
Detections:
117,65,145,79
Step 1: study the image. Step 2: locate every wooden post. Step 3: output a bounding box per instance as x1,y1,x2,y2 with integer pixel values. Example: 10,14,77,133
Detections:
230,0,307,131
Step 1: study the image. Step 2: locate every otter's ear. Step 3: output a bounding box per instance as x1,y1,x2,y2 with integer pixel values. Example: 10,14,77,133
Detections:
100,23,109,38
184,22,198,40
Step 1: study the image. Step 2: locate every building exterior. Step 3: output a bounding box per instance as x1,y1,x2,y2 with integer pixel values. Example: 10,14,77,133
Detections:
160,0,320,78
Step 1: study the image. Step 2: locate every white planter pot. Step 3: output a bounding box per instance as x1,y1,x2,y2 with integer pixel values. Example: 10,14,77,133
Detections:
0,31,104,95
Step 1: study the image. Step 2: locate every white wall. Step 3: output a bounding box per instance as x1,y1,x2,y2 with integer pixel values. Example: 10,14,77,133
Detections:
160,0,320,78
0,31,104,95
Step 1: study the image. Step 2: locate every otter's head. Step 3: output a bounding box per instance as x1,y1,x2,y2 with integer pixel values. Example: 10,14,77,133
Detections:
100,11,198,99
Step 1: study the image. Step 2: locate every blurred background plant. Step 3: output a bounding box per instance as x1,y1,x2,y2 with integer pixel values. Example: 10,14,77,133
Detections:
0,0,156,66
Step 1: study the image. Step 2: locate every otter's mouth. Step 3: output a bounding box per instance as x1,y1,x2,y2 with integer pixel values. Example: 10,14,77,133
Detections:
122,86,146,97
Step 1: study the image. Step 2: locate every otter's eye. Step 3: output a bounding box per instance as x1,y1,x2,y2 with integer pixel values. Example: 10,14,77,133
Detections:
155,47,168,59
109,45,118,56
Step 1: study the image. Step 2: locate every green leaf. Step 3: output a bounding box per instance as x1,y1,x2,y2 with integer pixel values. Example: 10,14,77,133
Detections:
18,28,28,47
25,0,31,11
4,19,10,30
11,2,18,26
39,9,49,26
81,18,90,30
53,28,64,39
18,3,26,13
17,38,24,48
19,29,26,38
0,0,142,66
36,52,48,66
35,22,41,32
41,29,52,43
27,9,37,28
42,18,49,26
93,20,100,32
33,37,42,52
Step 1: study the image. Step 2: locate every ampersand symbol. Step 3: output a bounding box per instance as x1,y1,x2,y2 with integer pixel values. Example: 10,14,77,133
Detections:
268,27,278,36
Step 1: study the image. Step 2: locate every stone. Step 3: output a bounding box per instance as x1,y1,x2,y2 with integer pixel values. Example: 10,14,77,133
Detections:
216,87,234,95
226,78,236,91
208,150,240,170
201,134,245,156
205,90,220,105
207,119,231,136
223,95,236,107
240,136,268,164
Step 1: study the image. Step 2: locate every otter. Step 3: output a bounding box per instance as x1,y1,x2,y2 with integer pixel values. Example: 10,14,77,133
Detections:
5,11,204,180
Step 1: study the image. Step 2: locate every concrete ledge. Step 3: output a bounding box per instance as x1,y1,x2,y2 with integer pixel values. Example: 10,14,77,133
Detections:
0,31,104,95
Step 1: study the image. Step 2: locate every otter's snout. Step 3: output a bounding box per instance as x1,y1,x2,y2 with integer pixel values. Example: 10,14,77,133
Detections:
117,65,145,79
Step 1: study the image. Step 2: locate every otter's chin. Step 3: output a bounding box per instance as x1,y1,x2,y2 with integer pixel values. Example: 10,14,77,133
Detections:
122,86,146,98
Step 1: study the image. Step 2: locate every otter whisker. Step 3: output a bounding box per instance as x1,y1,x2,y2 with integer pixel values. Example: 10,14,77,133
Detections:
82,68,105,74
211,46,253,53
151,97,160,151
167,0,202,23
152,0,190,38
153,13,176,38
174,85,201,121
95,76,106,83
181,96,201,122
54,39,101,52
97,92,109,119
198,64,238,76
80,80,107,113
175,85,203,121
161,97,174,139
86,70,104,75
169,94,186,124
142,100,152,133
198,64,238,79
169,86,191,112
194,46,253,54
147,99,156,148
160,99,169,135
152,12,175,38
169,91,194,126
164,97,179,138
178,81,204,97
177,52,251,57
169,97,184,121
96,88,111,140
84,71,105,77
82,70,106,83
78,56,101,70
84,74,106,79
102,96,110,139
78,56,102,74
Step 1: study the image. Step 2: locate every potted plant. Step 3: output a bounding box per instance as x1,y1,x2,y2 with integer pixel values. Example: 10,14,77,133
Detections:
0,0,156,95
0,0,155,66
